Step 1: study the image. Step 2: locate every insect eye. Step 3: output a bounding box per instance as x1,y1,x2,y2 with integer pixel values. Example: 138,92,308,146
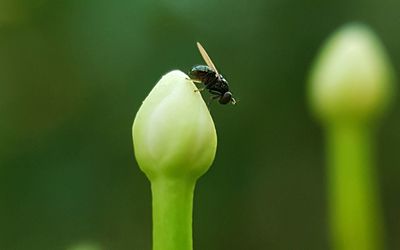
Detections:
219,92,232,104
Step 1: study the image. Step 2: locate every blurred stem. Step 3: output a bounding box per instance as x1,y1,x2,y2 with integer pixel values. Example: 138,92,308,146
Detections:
151,178,195,250
326,123,384,250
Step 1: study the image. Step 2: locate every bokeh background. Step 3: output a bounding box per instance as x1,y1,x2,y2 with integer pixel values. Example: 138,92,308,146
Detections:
1,0,400,249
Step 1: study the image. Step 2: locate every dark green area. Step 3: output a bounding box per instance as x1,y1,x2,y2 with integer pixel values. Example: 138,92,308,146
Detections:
1,0,399,249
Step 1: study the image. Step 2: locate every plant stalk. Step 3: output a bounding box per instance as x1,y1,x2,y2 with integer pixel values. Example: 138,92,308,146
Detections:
151,178,196,250
326,123,385,250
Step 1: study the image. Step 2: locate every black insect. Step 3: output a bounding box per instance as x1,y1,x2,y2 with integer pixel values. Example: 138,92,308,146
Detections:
189,42,236,105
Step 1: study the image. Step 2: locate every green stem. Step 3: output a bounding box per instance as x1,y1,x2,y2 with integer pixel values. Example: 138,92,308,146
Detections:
327,123,385,250
151,178,196,250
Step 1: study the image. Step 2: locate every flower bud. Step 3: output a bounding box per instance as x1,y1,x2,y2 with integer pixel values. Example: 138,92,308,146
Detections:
132,70,217,181
309,23,395,124
66,242,102,250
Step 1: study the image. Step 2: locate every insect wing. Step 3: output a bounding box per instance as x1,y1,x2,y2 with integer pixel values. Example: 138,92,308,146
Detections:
196,42,219,74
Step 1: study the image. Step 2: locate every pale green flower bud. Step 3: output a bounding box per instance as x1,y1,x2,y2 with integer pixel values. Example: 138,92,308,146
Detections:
308,24,394,250
132,70,217,181
66,242,102,250
309,23,395,124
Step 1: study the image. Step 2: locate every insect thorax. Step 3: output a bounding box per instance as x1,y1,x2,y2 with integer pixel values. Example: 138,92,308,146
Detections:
189,65,215,79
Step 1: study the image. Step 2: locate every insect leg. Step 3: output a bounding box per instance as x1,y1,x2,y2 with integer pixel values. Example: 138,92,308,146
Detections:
208,89,222,96
187,78,203,84
194,87,206,92
207,95,220,106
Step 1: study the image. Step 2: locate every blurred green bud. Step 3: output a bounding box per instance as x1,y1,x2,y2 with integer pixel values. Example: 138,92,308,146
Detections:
309,23,395,124
132,70,217,181
66,242,102,250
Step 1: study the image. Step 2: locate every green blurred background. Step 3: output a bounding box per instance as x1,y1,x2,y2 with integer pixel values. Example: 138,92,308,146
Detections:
1,0,399,249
